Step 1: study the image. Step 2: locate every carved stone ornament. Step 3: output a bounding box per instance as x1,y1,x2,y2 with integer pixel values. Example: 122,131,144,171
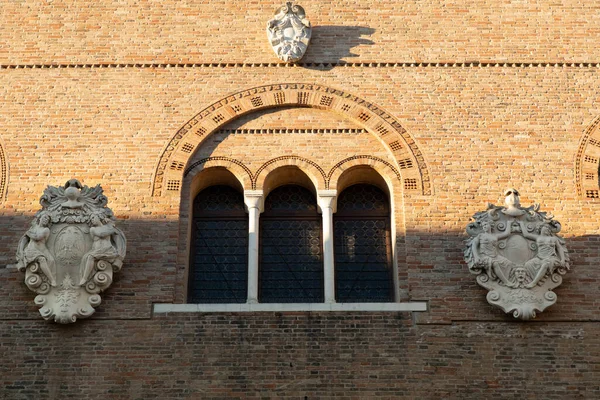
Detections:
266,2,311,63
13,179,126,323
464,189,570,320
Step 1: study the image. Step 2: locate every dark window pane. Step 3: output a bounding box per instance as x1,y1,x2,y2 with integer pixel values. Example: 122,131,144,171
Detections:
334,184,393,302
194,184,246,216
264,184,318,214
336,183,389,214
188,186,248,303
260,185,323,303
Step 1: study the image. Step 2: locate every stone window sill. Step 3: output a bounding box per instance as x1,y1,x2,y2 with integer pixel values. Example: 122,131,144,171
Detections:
153,302,428,314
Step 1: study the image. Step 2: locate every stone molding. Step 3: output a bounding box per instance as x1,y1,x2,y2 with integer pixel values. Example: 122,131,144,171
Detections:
152,83,431,197
465,189,570,320
154,302,428,313
12,179,126,323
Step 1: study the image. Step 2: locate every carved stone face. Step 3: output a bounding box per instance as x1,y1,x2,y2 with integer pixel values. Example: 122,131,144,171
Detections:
504,188,521,208
514,267,527,283
39,214,50,227
481,221,491,233
90,214,101,226
541,226,551,236
65,186,80,201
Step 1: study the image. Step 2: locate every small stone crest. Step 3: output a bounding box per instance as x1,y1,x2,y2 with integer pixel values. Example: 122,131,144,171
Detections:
266,2,311,63
13,179,126,323
465,189,570,320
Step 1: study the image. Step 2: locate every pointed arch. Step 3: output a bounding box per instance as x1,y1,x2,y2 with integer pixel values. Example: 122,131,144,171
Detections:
576,115,600,199
152,83,431,197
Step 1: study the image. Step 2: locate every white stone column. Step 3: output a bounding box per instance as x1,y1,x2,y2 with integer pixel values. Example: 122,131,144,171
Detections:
244,190,264,304
317,190,337,304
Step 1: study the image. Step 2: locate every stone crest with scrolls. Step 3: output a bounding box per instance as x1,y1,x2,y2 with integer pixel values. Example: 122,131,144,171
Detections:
464,189,570,320
13,179,126,323
266,2,311,63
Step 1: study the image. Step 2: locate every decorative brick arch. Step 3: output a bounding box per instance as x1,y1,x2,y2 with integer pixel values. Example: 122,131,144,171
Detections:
183,157,253,191
0,138,7,202
254,156,327,191
576,115,600,199
327,155,402,191
152,83,431,197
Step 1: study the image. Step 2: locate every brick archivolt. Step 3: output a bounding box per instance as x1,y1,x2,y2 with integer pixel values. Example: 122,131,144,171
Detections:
152,83,431,197
576,115,600,199
327,156,402,190
253,156,326,192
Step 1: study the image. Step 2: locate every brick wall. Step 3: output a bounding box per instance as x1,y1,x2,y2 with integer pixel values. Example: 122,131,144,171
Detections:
1,1,600,398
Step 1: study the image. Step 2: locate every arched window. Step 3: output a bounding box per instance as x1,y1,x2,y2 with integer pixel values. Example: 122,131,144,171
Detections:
260,185,324,303
334,184,393,302
188,185,248,303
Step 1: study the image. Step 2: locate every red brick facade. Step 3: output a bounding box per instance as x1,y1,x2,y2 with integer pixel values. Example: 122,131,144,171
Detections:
1,1,600,398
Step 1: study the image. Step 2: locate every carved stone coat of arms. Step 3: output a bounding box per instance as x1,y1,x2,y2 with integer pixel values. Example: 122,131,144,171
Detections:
13,179,126,323
464,189,570,320
266,2,311,63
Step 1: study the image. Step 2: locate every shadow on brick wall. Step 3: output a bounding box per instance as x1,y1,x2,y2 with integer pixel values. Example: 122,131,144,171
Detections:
302,26,375,68
0,215,179,320
1,213,599,323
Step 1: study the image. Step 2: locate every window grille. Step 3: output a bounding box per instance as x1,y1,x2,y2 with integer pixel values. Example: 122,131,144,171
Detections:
188,185,248,303
260,185,324,303
334,184,393,302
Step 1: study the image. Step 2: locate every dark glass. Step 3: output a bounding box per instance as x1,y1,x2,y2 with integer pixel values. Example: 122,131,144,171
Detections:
334,184,393,302
260,185,323,303
188,185,248,303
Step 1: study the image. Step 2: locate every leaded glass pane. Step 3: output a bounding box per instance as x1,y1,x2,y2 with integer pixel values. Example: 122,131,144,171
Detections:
264,184,318,213
189,186,248,303
194,185,246,215
336,183,389,214
334,184,393,302
260,185,323,303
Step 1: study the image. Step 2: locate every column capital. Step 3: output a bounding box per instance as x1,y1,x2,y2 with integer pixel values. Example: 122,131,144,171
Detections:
244,190,264,212
317,190,337,213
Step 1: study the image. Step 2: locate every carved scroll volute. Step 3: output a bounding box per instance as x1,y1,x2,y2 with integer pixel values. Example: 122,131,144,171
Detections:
464,189,570,320
266,2,312,63
13,179,126,324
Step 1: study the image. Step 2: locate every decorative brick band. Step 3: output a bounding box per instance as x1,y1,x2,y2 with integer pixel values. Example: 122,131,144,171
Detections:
327,155,403,189
182,155,403,193
152,83,431,197
220,128,367,135
0,139,7,203
2,62,600,69
184,156,253,180
254,156,327,190
576,115,600,199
